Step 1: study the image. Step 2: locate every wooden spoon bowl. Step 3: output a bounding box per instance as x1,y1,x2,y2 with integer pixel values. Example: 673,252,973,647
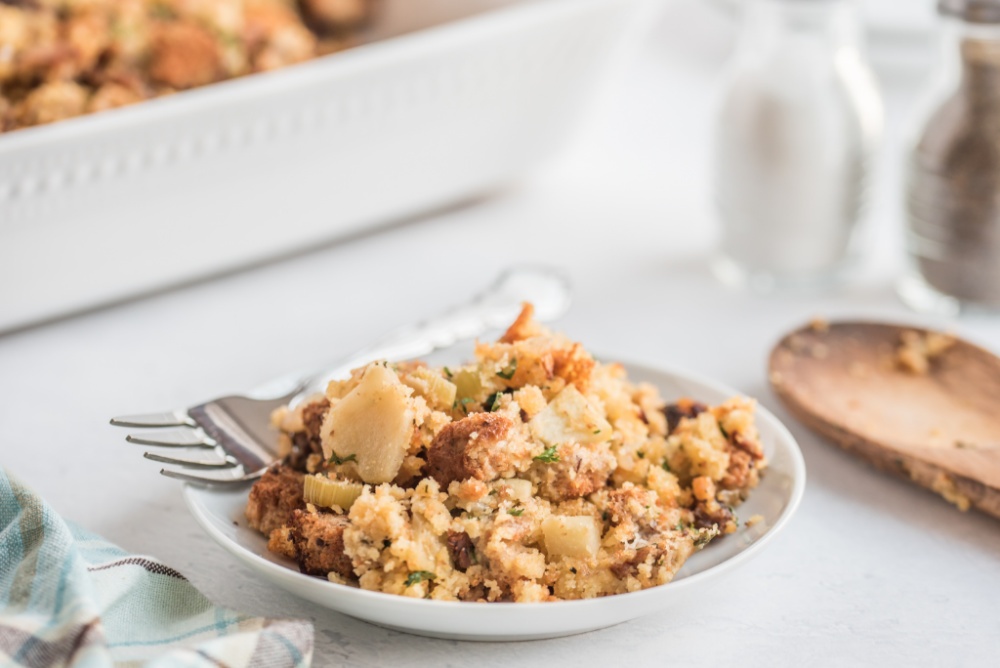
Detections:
769,321,1000,519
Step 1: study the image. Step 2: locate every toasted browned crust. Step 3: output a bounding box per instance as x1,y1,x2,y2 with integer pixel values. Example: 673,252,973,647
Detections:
287,397,330,471
552,342,594,393
149,21,223,89
245,465,305,535
426,413,516,487
289,509,353,578
499,303,542,344
720,448,755,491
267,526,298,560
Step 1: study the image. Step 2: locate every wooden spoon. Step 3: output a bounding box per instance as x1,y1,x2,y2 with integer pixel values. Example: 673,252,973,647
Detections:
768,321,1000,519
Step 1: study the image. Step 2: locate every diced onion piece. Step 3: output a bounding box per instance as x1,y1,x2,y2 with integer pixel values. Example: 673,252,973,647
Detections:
500,478,533,503
530,385,612,446
452,368,483,404
405,367,457,411
542,515,601,559
303,475,364,510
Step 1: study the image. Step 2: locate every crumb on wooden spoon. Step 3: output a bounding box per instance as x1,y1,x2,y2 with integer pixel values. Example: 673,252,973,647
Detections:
895,330,955,374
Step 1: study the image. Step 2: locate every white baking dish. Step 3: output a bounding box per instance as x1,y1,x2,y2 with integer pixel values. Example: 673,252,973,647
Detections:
0,0,645,332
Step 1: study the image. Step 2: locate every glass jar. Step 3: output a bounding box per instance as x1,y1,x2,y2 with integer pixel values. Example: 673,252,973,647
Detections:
900,0,1000,314
711,0,883,292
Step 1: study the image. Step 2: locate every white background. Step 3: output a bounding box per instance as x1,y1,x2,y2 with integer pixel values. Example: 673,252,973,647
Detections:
3,1,999,665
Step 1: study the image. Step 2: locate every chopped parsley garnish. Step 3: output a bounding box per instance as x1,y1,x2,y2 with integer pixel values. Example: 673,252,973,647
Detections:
533,446,560,463
508,507,525,516
496,358,518,380
637,451,645,459
485,392,503,412
694,533,714,549
718,421,730,439
661,461,671,473
328,452,357,465
404,571,436,587
443,367,453,378
593,429,602,435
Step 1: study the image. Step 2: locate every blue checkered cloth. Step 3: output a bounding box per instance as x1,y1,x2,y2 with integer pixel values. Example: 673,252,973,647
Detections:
0,468,313,667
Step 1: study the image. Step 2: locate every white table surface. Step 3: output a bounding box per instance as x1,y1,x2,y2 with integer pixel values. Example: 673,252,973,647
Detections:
3,2,999,666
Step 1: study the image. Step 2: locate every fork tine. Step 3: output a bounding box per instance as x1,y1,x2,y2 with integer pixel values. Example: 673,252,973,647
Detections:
143,451,238,469
158,468,257,486
126,427,216,448
111,410,194,428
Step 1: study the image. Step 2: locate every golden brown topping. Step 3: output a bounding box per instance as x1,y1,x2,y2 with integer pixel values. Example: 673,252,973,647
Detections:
289,508,354,578
148,20,224,89
499,303,544,344
426,412,528,487
245,464,305,536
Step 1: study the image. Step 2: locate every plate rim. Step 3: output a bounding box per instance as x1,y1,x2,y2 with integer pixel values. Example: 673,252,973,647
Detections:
183,359,806,621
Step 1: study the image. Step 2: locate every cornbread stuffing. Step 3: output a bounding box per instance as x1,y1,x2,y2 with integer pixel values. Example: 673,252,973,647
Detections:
245,305,768,601
0,0,375,132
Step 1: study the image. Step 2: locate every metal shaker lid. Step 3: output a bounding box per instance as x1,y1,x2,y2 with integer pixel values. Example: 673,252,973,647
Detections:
939,0,1000,22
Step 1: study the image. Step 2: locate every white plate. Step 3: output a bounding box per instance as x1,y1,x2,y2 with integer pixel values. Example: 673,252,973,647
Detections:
183,360,805,641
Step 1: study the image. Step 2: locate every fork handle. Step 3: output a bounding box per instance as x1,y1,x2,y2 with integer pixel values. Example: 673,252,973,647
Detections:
292,265,571,400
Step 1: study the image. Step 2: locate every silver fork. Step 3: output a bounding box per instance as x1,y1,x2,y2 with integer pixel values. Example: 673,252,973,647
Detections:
110,266,572,487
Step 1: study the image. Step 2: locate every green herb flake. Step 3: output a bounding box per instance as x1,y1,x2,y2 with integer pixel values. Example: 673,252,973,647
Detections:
508,507,525,517
404,571,436,587
485,391,503,412
533,446,560,463
661,461,671,473
637,451,645,459
444,367,453,378
328,452,358,465
593,429,602,435
496,358,518,380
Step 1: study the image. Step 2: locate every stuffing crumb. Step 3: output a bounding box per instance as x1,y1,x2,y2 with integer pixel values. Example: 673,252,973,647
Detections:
809,317,830,333
896,330,955,374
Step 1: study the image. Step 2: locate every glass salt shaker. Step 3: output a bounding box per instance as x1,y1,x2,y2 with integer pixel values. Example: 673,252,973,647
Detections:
900,0,1000,314
711,0,883,292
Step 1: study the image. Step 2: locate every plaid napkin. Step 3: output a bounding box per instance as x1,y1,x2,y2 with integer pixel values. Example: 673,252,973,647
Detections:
0,468,313,668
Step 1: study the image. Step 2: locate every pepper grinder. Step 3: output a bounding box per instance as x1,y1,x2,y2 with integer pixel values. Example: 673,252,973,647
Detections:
711,0,883,292
900,0,1000,314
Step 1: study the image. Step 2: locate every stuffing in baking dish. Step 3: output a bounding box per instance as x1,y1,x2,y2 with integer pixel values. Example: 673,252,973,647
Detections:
0,0,375,132
245,304,768,601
